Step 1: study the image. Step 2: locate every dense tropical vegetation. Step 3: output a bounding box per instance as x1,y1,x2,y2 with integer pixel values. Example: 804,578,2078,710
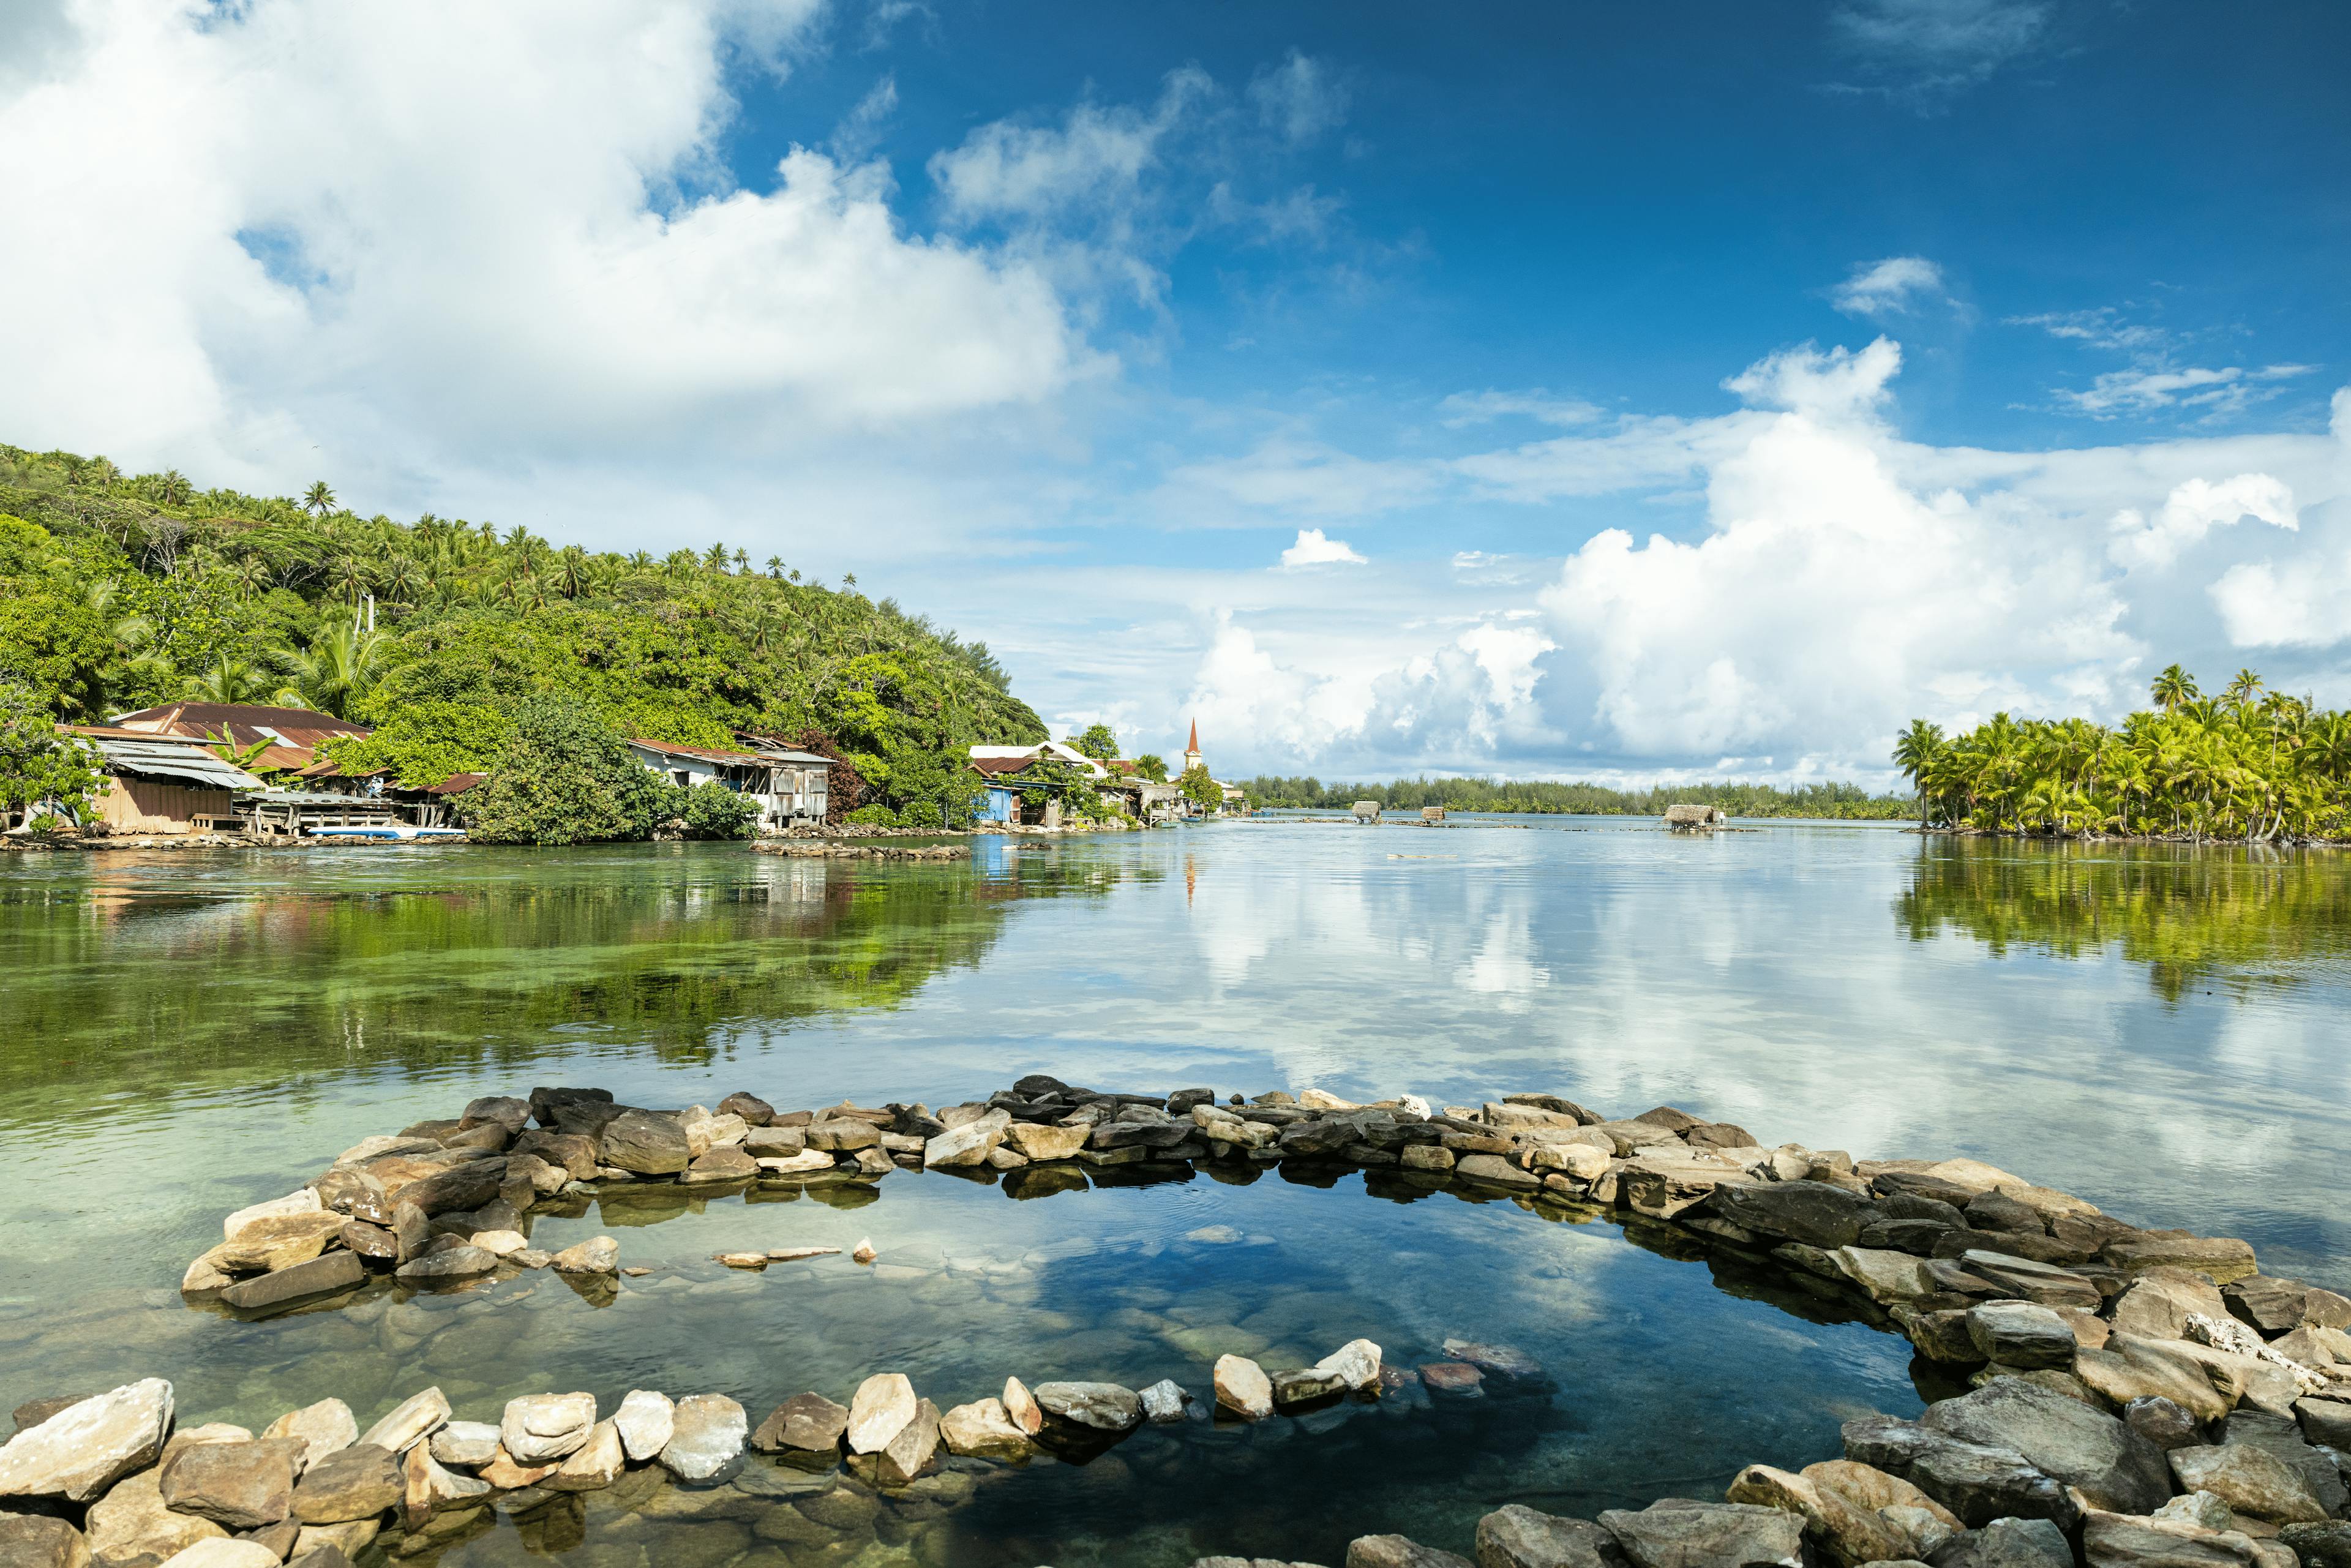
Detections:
1239,775,1908,819
0,441,1046,832
1893,665,2351,844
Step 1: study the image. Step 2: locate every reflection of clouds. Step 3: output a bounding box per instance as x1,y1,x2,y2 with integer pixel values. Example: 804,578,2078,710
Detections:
942,823,2351,1282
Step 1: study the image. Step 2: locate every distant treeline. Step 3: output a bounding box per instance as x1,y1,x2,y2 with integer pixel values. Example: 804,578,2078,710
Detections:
1236,775,1911,819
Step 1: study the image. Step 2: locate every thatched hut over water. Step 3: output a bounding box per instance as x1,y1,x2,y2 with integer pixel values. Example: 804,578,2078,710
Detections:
1662,803,1728,830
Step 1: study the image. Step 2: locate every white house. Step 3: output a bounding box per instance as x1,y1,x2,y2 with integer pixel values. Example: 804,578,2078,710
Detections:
629,739,830,831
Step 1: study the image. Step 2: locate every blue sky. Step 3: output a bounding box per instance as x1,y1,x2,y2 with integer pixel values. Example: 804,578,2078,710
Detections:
2,0,2347,781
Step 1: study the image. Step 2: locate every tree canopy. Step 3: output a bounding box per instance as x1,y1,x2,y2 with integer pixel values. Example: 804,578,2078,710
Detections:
0,441,1047,829
1893,667,2351,844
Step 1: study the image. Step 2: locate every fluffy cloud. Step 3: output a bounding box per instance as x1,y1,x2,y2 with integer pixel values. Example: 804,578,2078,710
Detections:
1247,51,1348,146
1540,340,2134,762
0,0,1092,490
1111,344,2351,782
1279,528,1367,567
2107,475,2297,572
2054,364,2316,419
928,68,1209,223
1830,257,1948,318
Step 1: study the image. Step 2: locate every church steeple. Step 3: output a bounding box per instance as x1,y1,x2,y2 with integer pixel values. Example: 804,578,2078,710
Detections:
1182,719,1203,772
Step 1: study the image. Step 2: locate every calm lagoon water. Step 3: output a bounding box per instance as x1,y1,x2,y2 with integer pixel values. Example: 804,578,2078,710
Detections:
2,818,2347,1566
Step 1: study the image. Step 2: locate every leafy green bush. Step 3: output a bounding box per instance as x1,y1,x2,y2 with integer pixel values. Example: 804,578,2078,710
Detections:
463,694,664,846
844,803,899,827
1,679,105,828
679,779,759,839
897,800,942,829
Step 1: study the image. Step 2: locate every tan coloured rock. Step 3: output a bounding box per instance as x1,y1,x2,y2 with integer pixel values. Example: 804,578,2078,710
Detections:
1002,1377,1044,1436
846,1374,917,1454
290,1518,378,1558
612,1391,673,1463
261,1398,357,1473
1213,1354,1274,1420
1002,1120,1090,1161
211,1211,349,1274
1835,1247,1938,1305
545,1420,623,1492
223,1190,322,1242
938,1398,1030,1460
355,1387,449,1455
499,1393,597,1465
402,1441,490,1523
755,1149,836,1174
0,1378,174,1502
156,1540,282,1568
1727,1463,1913,1567
549,1236,618,1275
84,1468,230,1563
476,1447,558,1488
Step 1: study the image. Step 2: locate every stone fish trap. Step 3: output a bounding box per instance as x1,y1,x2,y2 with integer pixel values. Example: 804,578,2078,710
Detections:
7,1076,2349,1568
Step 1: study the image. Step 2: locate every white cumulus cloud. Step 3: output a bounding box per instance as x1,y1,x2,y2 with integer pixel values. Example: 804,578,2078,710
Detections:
1279,528,1368,567
1830,257,1948,318
0,0,1095,491
2107,474,2297,572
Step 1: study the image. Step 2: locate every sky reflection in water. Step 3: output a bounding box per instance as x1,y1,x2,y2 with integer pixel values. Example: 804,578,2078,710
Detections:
1,821,2345,1565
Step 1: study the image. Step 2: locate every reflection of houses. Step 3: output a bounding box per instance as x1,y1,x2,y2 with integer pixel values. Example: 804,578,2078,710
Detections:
628,738,830,833
968,741,1108,828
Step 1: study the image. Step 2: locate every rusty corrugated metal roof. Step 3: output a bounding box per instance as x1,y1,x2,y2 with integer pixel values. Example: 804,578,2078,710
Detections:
629,738,768,766
108,703,372,749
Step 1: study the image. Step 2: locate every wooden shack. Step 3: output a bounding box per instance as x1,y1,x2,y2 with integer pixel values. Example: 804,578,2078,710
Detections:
1662,803,1728,831
1420,806,1445,823
1351,800,1381,823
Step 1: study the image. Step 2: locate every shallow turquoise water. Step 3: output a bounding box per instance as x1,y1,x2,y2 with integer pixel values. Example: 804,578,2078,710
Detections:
2,820,2345,1565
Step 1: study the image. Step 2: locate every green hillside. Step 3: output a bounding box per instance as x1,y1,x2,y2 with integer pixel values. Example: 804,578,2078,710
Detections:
0,443,1044,826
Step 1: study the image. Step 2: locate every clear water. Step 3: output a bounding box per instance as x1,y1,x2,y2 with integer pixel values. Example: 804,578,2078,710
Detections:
3,820,2347,1566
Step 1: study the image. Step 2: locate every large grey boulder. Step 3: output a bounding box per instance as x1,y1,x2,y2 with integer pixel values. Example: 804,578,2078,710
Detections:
610,1391,673,1463
1920,1378,2170,1514
2078,1511,2273,1568
659,1394,746,1481
1348,1537,1476,1568
84,1468,229,1562
1477,1505,1624,1568
394,1158,508,1217
1967,1304,2077,1370
752,1393,846,1457
1842,1416,2075,1529
599,1111,691,1174
499,1394,597,1465
1926,1516,2071,1568
290,1444,402,1524
924,1109,1011,1169
158,1438,302,1528
219,1251,366,1311
2279,1523,2351,1568
1709,1182,1878,1249
2219,1410,2347,1515
0,1514,88,1568
2167,1444,2329,1525
1597,1500,1805,1568
0,1379,174,1503
1033,1382,1142,1435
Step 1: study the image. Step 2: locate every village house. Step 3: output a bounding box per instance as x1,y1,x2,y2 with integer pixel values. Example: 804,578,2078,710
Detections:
627,738,831,833
966,741,1108,827
65,702,412,837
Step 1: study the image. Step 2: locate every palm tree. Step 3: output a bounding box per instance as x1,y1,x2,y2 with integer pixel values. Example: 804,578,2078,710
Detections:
2150,664,2197,714
1891,719,1945,827
275,619,387,717
703,542,730,571
2223,668,2265,713
154,470,193,508
765,555,784,580
302,481,337,517
184,657,271,705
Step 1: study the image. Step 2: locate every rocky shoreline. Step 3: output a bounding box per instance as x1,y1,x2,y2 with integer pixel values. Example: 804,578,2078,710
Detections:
9,1077,2351,1568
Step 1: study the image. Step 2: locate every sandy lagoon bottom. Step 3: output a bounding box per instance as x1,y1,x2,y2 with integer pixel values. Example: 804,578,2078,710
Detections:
133,1163,1924,1567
